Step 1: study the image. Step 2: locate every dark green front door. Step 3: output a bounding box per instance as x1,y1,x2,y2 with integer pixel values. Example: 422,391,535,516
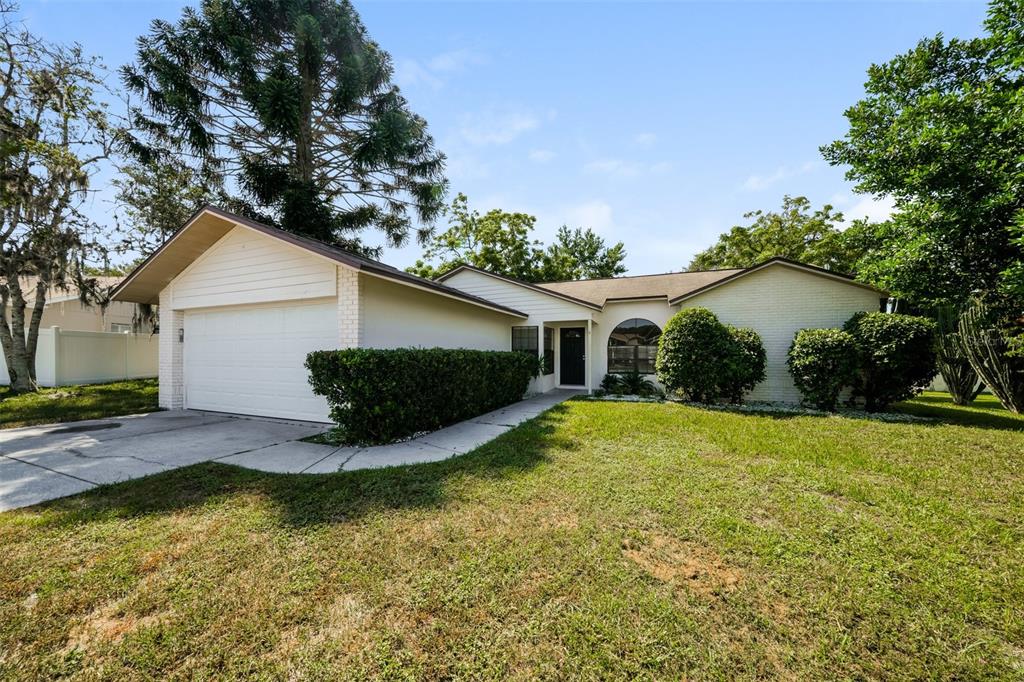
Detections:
560,327,586,386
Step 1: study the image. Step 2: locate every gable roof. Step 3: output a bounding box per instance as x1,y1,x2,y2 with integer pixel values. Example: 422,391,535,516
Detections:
110,206,527,318
537,268,744,306
666,257,885,304
437,264,603,311
440,257,884,309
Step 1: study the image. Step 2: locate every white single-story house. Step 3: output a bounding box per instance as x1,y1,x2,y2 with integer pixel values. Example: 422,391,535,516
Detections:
111,206,886,423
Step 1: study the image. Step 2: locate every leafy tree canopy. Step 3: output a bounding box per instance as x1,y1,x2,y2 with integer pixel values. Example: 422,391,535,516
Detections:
407,194,627,283
688,196,872,274
0,2,117,391
822,0,1024,307
112,158,218,257
123,0,447,256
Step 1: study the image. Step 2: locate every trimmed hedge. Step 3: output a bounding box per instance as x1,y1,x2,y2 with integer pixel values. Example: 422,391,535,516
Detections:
843,311,938,411
787,328,860,410
306,348,540,444
655,307,766,403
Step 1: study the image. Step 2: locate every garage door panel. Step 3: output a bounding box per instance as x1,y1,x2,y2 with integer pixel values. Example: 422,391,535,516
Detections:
184,300,336,422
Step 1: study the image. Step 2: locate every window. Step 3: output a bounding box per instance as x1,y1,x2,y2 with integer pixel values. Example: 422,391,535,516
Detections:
543,327,554,375
607,318,661,374
512,326,539,358
109,323,132,334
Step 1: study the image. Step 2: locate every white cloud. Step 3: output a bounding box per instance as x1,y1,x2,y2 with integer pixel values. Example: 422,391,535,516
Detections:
583,158,673,178
529,149,555,163
741,160,819,191
394,48,486,91
393,59,443,90
428,48,486,73
561,200,615,234
458,110,541,146
842,194,896,223
633,132,657,147
584,158,641,178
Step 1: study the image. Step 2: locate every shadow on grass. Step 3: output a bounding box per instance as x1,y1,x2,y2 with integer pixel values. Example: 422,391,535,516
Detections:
30,404,575,529
893,393,1024,431
662,392,1024,432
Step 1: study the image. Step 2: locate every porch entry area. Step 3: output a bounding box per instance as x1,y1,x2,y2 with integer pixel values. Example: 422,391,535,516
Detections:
512,319,595,393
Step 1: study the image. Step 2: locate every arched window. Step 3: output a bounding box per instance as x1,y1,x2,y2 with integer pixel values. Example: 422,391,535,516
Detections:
608,318,661,375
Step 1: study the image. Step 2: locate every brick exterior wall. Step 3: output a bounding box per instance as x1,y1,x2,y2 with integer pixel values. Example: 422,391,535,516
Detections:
337,266,363,348
158,288,184,409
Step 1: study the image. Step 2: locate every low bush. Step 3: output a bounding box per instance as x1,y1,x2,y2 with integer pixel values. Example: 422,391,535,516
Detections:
656,307,766,403
787,328,860,410
843,311,938,411
599,371,663,398
306,348,539,444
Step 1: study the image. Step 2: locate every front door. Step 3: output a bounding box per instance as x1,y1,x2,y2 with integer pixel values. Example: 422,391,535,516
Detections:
560,327,586,386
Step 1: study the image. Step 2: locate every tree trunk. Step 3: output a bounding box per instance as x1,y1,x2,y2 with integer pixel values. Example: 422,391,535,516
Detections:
0,276,40,393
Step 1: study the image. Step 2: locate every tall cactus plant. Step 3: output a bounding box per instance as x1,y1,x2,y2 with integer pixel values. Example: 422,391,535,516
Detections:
957,300,1024,413
934,333,983,405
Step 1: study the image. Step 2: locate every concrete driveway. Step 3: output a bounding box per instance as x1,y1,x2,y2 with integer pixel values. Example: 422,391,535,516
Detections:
0,390,580,513
0,411,330,512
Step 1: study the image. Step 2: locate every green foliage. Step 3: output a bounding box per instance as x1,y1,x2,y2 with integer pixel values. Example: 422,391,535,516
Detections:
787,329,860,410
843,312,938,411
407,193,627,282
598,371,663,398
688,196,873,274
656,307,766,403
538,226,628,281
123,0,446,254
306,348,539,444
822,0,1024,306
112,158,217,257
725,326,767,403
0,6,118,392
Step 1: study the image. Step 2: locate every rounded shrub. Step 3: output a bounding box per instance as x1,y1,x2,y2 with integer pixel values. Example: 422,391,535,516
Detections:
725,326,767,403
656,307,765,403
787,328,859,410
843,311,938,411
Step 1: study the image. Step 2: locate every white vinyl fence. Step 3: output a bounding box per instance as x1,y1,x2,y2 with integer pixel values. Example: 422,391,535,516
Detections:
0,327,158,387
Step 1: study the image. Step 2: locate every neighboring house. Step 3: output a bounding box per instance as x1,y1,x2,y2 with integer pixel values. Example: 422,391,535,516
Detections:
1,278,157,387
3,277,138,333
112,206,886,423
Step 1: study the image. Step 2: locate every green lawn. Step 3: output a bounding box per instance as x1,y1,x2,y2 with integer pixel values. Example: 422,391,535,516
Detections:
0,379,159,429
1,392,1022,679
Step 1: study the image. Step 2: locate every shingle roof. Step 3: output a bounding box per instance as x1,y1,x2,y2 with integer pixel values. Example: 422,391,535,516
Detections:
111,206,528,318
536,269,744,306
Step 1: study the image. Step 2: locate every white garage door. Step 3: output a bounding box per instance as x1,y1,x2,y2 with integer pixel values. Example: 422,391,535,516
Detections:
184,300,337,422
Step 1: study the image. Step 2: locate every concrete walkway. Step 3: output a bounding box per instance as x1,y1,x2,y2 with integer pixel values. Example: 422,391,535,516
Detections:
0,390,580,511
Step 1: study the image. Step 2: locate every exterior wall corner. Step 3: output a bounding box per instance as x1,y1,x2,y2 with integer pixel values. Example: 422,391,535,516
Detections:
158,288,184,410
337,266,363,348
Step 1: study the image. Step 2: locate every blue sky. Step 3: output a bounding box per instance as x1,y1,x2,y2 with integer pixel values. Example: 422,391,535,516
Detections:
20,1,989,274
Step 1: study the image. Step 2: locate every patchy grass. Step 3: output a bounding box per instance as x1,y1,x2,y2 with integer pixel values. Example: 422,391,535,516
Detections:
1,394,1022,679
0,379,159,429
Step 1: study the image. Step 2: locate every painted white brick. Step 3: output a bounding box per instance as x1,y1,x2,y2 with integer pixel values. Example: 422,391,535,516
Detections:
158,288,184,409
337,266,363,348
682,265,882,403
